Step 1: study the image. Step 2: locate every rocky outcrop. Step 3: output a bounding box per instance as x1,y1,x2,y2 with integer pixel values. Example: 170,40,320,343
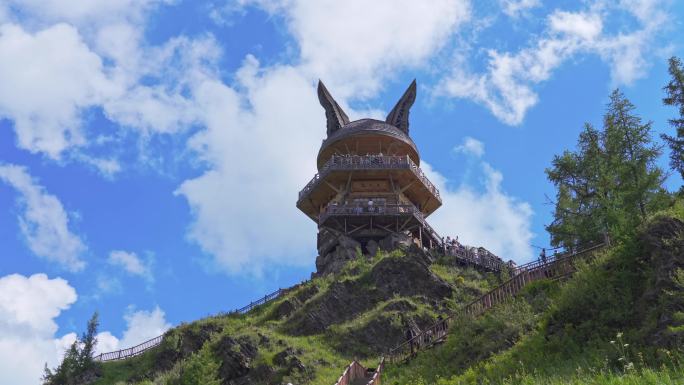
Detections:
329,299,434,355
315,233,417,276
285,248,452,338
270,284,320,320
316,236,361,275
214,336,258,383
152,323,225,374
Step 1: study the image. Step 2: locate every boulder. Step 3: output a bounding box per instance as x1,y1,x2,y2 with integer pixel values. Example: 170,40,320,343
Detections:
213,336,258,384
316,235,361,275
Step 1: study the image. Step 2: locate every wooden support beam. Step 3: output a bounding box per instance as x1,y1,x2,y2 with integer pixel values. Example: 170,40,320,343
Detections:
324,180,341,193
419,226,423,249
398,180,416,194
348,224,368,235
422,196,431,210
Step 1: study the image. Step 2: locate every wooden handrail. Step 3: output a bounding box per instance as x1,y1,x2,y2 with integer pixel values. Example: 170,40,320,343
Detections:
298,155,441,203
332,357,385,385
94,281,311,362
386,242,606,363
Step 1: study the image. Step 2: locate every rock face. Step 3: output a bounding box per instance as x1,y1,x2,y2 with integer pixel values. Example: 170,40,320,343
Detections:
315,233,416,276
285,247,452,340
213,336,258,384
315,235,361,275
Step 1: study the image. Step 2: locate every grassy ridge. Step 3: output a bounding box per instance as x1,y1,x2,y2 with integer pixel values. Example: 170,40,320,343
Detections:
96,249,496,385
384,199,684,385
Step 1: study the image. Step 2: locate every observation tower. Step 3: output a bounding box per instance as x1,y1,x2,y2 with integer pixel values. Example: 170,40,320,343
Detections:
297,80,443,260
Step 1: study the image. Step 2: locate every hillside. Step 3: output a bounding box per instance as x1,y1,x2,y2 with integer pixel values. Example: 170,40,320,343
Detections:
59,198,683,385
93,248,506,385
384,199,684,385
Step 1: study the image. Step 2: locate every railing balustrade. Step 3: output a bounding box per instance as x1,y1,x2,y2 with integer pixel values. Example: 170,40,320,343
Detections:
319,202,420,223
94,281,312,362
386,242,606,363
443,245,508,272
298,155,441,203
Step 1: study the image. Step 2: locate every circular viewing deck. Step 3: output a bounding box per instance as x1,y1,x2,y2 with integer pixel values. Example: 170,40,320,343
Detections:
297,154,441,220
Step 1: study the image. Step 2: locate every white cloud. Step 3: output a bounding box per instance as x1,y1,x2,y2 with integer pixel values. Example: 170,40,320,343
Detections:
453,136,485,157
108,250,152,280
0,23,110,158
0,3,219,161
0,164,86,271
439,1,669,125
2,0,167,26
549,11,603,41
241,0,471,98
501,0,541,18
175,0,475,275
424,160,534,262
95,306,171,355
176,59,320,275
0,273,77,385
0,273,169,385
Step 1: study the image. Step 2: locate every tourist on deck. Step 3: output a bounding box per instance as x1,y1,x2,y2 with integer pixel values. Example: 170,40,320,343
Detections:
540,248,547,264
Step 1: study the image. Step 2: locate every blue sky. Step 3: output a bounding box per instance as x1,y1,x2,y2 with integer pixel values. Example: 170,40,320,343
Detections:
0,1,683,383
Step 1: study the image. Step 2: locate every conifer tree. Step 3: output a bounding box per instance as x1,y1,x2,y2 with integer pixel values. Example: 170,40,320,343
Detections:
661,56,684,180
42,312,100,385
546,90,667,249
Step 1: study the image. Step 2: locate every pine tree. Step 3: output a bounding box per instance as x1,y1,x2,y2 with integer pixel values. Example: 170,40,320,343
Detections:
546,90,667,249
661,56,684,181
603,89,665,223
42,312,100,385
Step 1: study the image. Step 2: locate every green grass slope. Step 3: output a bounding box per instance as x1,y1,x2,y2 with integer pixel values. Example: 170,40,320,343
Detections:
384,199,684,385
96,199,683,385
96,249,503,385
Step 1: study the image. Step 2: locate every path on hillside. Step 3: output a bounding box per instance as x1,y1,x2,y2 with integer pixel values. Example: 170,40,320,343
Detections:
386,242,606,363
337,242,606,385
94,242,604,385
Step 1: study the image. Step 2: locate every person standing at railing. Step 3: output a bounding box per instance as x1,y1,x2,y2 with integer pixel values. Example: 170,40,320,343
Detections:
405,327,416,355
540,248,547,264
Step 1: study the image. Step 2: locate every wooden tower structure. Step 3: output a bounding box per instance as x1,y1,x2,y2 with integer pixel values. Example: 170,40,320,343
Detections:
297,80,443,256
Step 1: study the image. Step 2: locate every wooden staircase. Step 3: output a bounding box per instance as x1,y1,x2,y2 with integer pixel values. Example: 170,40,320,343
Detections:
385,242,606,364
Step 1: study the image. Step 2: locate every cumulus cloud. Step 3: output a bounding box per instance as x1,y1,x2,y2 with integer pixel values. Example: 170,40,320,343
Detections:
175,0,474,275
240,0,471,98
438,0,668,125
0,164,86,271
0,3,218,160
0,272,170,384
453,136,485,158
108,250,151,279
500,0,541,18
424,159,534,261
0,273,77,385
0,23,109,158
95,306,171,354
176,59,321,275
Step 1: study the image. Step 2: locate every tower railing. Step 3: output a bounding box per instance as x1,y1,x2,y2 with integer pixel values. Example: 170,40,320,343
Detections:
298,155,441,203
319,202,421,224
